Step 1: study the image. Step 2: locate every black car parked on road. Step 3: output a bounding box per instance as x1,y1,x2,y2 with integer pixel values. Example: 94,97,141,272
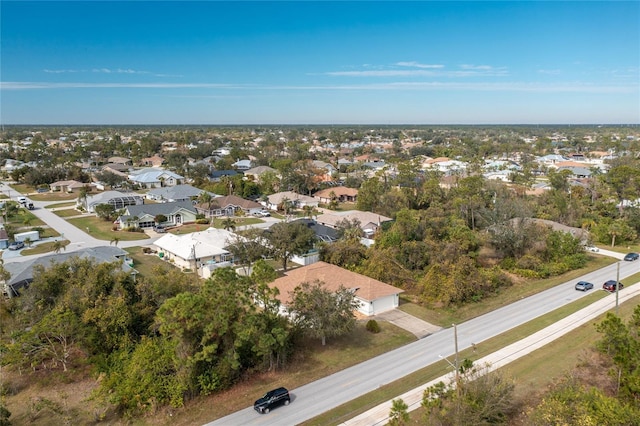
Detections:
254,387,290,414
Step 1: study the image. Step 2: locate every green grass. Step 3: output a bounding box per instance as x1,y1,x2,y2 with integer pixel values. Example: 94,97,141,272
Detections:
124,247,191,280
45,201,77,209
22,240,70,255
53,208,83,218
301,277,640,426
67,216,150,241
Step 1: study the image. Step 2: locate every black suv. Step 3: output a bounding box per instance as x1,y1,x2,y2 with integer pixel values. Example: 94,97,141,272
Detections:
254,387,290,414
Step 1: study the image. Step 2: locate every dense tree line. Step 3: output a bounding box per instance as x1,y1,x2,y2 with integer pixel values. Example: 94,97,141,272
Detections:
0,255,356,417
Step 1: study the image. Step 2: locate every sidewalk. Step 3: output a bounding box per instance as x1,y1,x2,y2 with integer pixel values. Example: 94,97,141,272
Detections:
341,284,640,426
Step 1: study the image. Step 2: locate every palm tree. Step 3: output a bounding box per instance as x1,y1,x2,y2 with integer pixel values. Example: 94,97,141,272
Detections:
110,236,120,247
221,217,236,232
302,205,319,220
52,240,65,254
24,237,32,248
77,185,89,210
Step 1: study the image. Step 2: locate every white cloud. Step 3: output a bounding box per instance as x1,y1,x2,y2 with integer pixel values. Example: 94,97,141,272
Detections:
538,69,561,75
460,64,495,70
2,80,635,94
395,61,444,69
43,68,178,77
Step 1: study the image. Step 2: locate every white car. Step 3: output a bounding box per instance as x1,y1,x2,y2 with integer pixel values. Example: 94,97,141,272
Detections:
254,210,271,217
585,245,599,252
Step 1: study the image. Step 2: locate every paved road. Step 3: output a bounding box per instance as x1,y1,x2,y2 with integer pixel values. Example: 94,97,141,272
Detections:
344,282,640,426
208,259,640,426
0,185,160,263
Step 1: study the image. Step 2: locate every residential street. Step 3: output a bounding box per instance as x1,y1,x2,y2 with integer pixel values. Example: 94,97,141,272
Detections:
207,259,640,426
2,183,638,426
0,185,162,263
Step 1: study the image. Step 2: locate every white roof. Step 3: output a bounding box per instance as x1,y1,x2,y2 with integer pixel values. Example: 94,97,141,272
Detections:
154,227,236,260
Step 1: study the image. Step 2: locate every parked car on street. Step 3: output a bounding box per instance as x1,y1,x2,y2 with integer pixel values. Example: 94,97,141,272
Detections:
603,280,624,292
623,252,639,261
8,241,25,251
585,245,599,252
254,387,290,414
575,281,594,291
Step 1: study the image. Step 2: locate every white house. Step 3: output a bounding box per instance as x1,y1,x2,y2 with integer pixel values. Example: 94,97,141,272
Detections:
146,184,208,202
128,168,184,188
82,191,144,213
153,227,236,278
265,191,319,211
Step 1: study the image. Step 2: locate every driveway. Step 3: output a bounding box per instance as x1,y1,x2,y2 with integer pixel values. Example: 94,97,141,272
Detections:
374,309,441,339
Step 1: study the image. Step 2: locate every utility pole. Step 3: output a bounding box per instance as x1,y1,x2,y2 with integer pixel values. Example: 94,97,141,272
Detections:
616,261,620,316
453,323,460,397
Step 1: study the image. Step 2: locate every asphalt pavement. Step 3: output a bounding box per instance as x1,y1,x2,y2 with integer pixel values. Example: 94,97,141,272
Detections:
343,283,640,426
0,186,161,263
207,258,640,426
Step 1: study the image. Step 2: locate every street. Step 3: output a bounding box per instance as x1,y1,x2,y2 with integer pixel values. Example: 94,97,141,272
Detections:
208,259,639,426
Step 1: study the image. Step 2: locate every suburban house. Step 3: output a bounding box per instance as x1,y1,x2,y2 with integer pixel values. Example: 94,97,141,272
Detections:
101,163,130,177
243,165,279,183
153,227,235,278
265,191,319,211
145,184,208,203
314,186,359,203
116,201,197,229
284,218,341,267
421,157,468,176
139,154,164,168
311,160,338,182
107,156,132,166
0,228,8,250
209,169,241,182
268,261,403,317
50,180,96,193
128,168,184,188
231,159,253,171
194,195,263,218
2,247,135,298
81,191,144,213
315,210,392,238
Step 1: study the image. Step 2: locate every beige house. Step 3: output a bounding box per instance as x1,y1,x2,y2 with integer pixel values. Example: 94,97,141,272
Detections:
314,186,358,203
315,210,392,238
269,262,403,316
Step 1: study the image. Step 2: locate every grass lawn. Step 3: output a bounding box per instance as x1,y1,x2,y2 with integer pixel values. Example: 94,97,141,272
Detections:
45,201,77,209
7,209,47,228
53,208,83,218
67,216,150,241
123,247,205,284
21,240,70,255
303,281,640,426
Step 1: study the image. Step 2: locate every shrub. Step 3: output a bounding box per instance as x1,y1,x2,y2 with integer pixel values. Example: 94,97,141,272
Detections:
196,218,209,225
366,319,381,333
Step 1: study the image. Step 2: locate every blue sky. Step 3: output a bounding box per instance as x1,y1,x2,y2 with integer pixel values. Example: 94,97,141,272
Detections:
1,1,638,125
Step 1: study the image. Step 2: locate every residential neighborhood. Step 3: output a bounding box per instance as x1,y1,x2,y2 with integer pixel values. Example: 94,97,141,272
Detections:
1,124,639,426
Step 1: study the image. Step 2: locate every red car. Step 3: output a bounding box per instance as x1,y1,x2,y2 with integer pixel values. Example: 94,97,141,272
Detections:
603,280,624,292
